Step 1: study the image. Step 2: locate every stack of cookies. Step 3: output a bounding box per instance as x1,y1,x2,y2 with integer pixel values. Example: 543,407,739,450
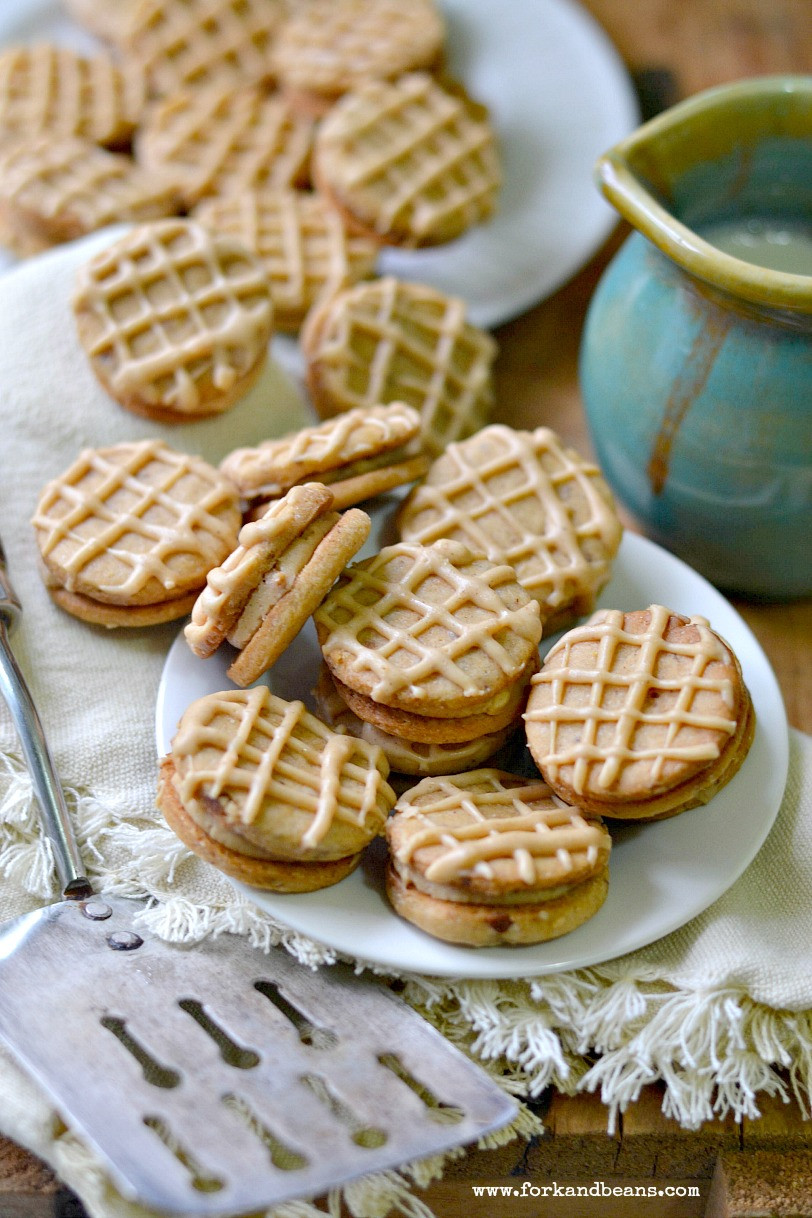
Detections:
0,0,500,278
314,539,543,780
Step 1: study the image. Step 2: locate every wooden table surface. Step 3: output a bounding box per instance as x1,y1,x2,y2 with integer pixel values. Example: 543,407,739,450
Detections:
1,2,810,1215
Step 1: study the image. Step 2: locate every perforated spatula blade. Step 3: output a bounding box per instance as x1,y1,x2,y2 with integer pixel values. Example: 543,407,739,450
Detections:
0,540,516,1216
0,897,515,1216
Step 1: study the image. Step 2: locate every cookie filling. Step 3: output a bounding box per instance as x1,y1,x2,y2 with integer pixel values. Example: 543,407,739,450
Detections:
227,511,338,648
390,857,576,906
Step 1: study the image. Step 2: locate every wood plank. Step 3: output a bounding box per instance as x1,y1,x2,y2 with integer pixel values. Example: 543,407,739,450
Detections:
527,1091,620,1177
615,1084,739,1179
0,1138,59,1197
742,1090,812,1153
0,1135,62,1217
419,1176,706,1218
706,1149,812,1218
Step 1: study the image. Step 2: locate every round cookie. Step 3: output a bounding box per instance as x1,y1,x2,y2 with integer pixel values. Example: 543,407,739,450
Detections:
194,189,378,332
0,137,178,258
385,769,611,946
185,484,371,687
159,758,361,892
271,0,446,117
72,219,274,423
220,402,425,507
313,664,514,776
158,687,396,891
0,44,145,150
524,605,756,820
313,72,500,246
315,540,543,717
301,276,497,458
137,87,314,210
398,424,623,632
32,439,241,627
127,0,286,97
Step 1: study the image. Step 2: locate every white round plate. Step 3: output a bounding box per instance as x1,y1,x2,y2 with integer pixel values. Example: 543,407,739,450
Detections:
0,0,639,326
156,525,789,980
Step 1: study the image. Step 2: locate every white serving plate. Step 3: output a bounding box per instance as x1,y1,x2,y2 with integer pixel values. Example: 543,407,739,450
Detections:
156,521,789,980
0,0,640,326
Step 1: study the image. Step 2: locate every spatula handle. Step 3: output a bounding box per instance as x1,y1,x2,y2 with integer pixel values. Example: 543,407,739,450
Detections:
0,621,92,900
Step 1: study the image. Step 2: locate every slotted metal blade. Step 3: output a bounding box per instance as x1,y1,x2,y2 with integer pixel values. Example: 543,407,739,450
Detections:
0,895,516,1216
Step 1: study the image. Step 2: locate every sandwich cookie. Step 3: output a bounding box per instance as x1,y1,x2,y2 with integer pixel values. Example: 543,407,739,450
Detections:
220,402,427,512
137,86,314,210
0,137,178,258
301,276,497,458
315,540,542,746
0,44,145,150
313,72,500,246
398,424,623,632
271,0,445,117
32,439,241,627
72,219,274,423
524,605,756,820
385,769,611,946
185,483,371,687
127,0,286,97
194,188,378,333
159,687,396,891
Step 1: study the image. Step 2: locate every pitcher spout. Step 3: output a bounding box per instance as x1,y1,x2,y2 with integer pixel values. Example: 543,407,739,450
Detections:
595,75,812,314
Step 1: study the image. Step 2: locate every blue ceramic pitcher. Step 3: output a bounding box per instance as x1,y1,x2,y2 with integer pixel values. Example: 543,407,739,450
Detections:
579,77,812,598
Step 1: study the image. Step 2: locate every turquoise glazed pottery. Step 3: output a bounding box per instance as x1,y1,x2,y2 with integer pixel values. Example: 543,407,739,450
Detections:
579,76,812,598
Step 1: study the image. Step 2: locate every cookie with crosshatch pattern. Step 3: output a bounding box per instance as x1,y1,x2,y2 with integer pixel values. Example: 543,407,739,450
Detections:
524,605,755,821
398,424,623,633
32,439,241,627
127,0,285,97
72,219,273,423
271,0,445,117
220,402,427,511
194,188,378,332
0,137,178,258
158,686,396,891
0,44,145,149
385,769,611,946
137,87,314,210
301,276,496,458
315,539,542,719
313,72,500,246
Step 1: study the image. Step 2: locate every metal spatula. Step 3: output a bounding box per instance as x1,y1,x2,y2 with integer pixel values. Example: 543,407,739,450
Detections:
0,540,516,1216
